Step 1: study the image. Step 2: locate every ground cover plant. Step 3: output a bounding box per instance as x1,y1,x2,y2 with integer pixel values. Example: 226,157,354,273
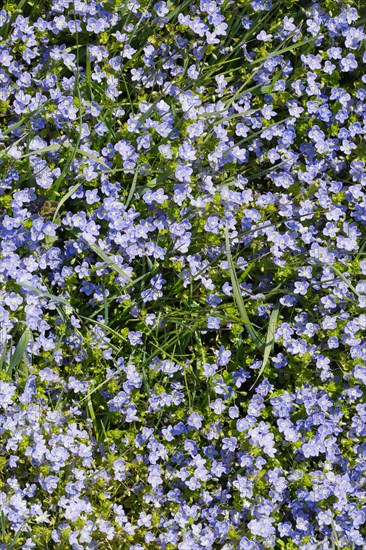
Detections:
0,0,366,547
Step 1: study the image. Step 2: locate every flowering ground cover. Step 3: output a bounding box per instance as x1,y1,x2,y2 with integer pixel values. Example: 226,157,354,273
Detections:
1,0,366,547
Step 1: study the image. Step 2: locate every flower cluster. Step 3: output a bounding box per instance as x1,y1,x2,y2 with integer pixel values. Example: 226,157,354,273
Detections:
0,0,366,548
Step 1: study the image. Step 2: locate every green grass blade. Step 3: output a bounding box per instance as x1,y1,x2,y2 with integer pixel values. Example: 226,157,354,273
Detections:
20,143,61,158
82,240,133,283
8,522,27,549
252,36,317,65
86,393,99,440
331,516,341,550
70,145,110,168
85,43,93,100
80,368,122,403
224,224,264,351
125,165,139,208
20,284,72,306
1,101,50,137
50,136,80,201
328,265,361,298
9,329,32,375
50,6,83,200
166,0,191,21
0,134,28,159
0,343,8,372
102,285,109,325
250,302,280,390
0,511,5,543
52,182,82,223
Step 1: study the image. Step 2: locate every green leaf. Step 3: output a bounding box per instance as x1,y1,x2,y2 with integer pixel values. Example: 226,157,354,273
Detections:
69,144,110,168
331,516,341,550
253,36,317,65
8,523,26,550
224,224,264,351
125,165,139,208
9,329,32,375
86,393,99,440
82,240,133,283
329,265,360,299
50,20,83,201
20,143,61,158
86,43,93,101
50,136,81,201
166,0,191,21
20,284,72,306
52,182,82,222
102,284,109,325
1,101,50,137
250,302,280,390
80,368,121,403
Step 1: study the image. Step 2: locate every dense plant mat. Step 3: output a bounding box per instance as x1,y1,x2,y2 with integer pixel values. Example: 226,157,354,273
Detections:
0,0,366,548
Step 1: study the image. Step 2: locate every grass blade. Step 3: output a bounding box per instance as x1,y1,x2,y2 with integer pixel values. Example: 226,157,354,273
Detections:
70,145,110,168
20,284,72,306
8,522,27,550
252,36,317,65
52,182,82,223
50,8,83,200
85,43,93,100
20,143,61,158
331,516,341,550
166,0,191,21
86,393,99,440
1,101,50,137
224,224,264,351
0,343,8,372
82,240,133,283
250,302,280,390
125,165,139,208
328,265,360,299
102,284,109,325
9,329,32,375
